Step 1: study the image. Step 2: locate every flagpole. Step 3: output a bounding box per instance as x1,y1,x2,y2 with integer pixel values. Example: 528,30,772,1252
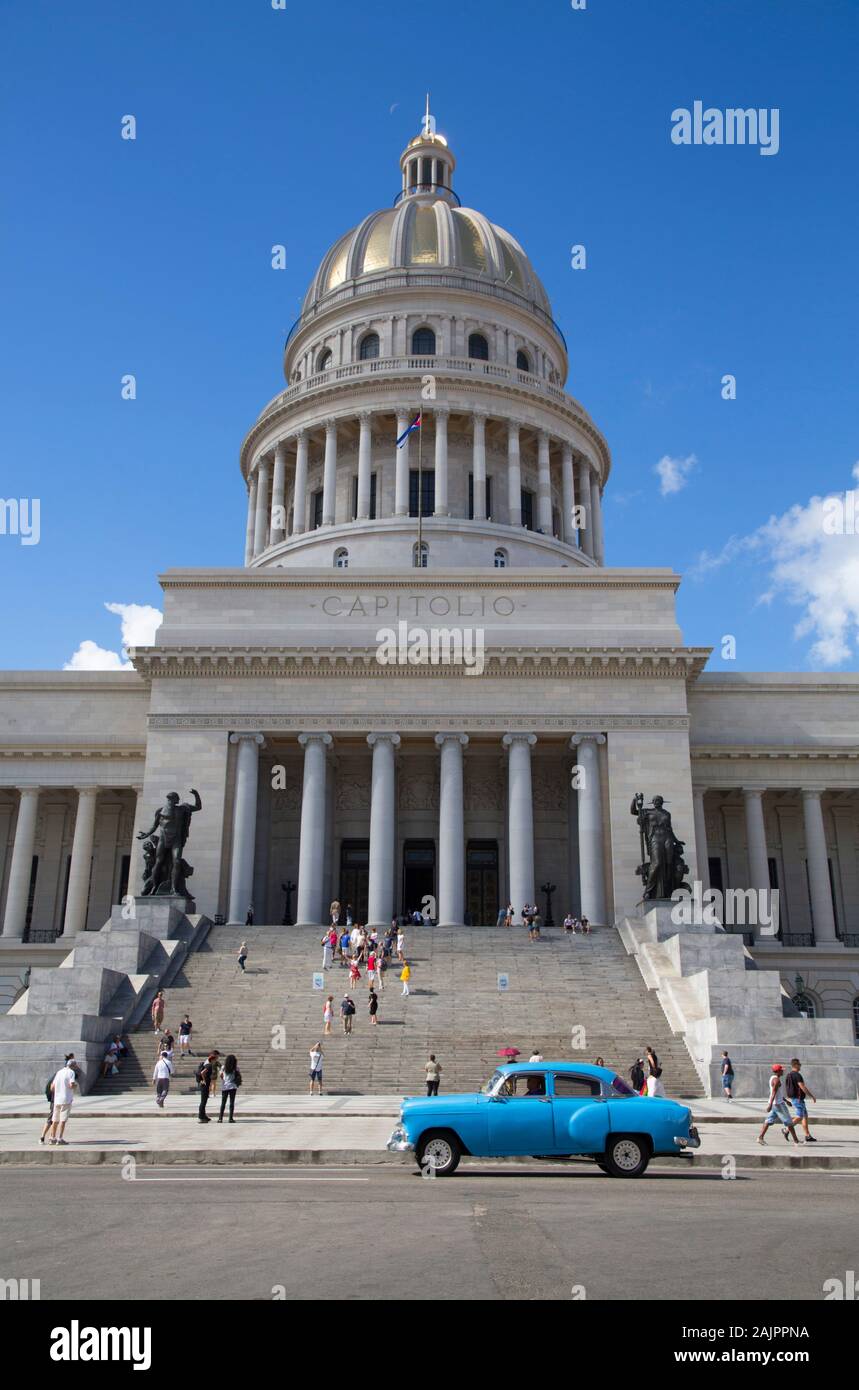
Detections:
417,411,423,562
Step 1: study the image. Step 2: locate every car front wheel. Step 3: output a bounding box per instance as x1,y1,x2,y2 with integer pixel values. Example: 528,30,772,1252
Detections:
603,1134,650,1178
416,1130,462,1177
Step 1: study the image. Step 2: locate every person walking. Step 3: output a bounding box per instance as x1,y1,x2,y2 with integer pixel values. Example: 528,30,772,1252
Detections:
237,941,249,973
323,994,334,1036
720,1051,735,1101
150,989,165,1035
496,904,507,928
321,933,333,971
368,988,379,1026
196,1050,220,1124
47,1054,78,1146
645,1046,665,1097
153,1049,173,1109
245,904,254,927
757,1064,800,1144
39,1072,57,1145
348,957,361,988
339,928,351,963
346,903,354,927
218,1054,242,1122
341,995,356,1034
329,900,341,927
308,1043,324,1095
425,1054,442,1096
630,1057,646,1094
376,950,387,992
178,1014,193,1057
400,960,411,996
366,949,377,989
396,928,405,962
785,1058,817,1142
503,902,514,928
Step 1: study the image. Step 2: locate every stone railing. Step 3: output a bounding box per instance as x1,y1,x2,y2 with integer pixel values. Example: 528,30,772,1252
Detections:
256,355,587,426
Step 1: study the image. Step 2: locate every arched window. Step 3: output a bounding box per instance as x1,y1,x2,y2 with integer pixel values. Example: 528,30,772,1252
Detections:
359,332,380,360
792,992,816,1019
516,349,531,372
334,548,349,569
411,326,436,356
853,997,859,1041
412,541,429,569
493,548,508,569
468,332,489,361
316,348,332,372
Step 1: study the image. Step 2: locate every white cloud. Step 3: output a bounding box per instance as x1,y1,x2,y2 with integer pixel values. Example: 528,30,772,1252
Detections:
655,453,697,496
64,602,163,671
692,470,859,667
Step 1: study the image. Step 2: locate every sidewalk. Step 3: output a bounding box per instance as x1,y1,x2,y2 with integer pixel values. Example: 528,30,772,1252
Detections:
3,1094,858,1169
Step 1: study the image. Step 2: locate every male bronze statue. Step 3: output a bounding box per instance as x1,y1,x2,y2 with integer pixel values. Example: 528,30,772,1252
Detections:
137,789,202,898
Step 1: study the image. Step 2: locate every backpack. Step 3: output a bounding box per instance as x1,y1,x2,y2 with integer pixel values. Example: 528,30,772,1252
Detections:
784,1072,801,1100
45,1078,54,1104
194,1062,207,1084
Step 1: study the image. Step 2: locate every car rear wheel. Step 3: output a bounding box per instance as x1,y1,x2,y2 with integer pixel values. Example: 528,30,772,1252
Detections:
603,1134,650,1178
416,1131,461,1177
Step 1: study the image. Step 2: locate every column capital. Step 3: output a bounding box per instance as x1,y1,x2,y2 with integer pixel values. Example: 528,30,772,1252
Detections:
570,732,606,748
74,785,101,797
230,732,265,747
298,732,333,749
502,732,536,749
367,732,401,749
801,786,827,799
395,405,413,420
741,785,767,797
433,404,450,420
293,426,307,442
322,417,337,433
692,784,708,799
274,438,288,458
434,733,469,748
561,441,574,459
472,407,488,422
507,419,521,439
357,409,374,425
538,428,550,447
16,785,42,797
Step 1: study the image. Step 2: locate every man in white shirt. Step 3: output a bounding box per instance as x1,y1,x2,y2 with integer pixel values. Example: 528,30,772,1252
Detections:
529,1050,544,1063
48,1054,78,1145
153,1050,174,1108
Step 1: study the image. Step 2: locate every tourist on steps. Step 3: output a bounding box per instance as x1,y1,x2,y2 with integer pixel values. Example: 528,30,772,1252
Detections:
323,995,334,1035
720,1051,734,1101
400,960,411,996
308,1043,324,1095
218,1054,242,1121
151,989,165,1034
237,941,249,973
425,1054,442,1095
196,1051,220,1124
368,988,379,1025
340,995,356,1034
178,1014,193,1057
153,1049,173,1108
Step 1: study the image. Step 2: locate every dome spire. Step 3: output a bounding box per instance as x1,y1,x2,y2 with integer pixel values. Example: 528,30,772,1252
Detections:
399,97,456,203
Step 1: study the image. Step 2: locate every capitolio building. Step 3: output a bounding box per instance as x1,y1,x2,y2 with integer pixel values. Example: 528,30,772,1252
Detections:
1,108,858,1095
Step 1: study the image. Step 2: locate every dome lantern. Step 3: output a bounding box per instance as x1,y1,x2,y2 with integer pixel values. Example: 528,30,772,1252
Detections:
398,95,457,204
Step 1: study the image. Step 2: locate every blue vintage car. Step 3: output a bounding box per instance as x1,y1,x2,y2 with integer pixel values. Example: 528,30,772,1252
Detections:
386,1061,700,1177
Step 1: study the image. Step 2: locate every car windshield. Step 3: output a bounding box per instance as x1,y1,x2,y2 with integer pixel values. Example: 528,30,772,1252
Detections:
481,1070,504,1095
610,1075,635,1098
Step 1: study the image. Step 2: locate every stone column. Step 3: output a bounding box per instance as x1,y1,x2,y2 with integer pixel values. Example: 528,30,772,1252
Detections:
2,787,40,939
270,440,288,544
577,459,593,558
244,472,258,566
802,789,838,943
366,733,400,926
62,787,99,936
571,734,606,924
356,411,373,520
435,734,468,926
125,785,145,898
394,408,411,516
322,420,337,526
296,733,332,925
591,473,605,564
507,422,522,526
502,734,536,922
433,407,449,516
832,803,859,936
228,733,264,923
253,454,271,557
292,430,308,535
472,410,487,521
692,786,710,892
743,787,771,941
537,430,552,533
561,444,576,545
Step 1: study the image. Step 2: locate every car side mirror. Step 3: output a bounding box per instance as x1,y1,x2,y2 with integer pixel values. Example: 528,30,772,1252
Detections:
490,1094,506,1103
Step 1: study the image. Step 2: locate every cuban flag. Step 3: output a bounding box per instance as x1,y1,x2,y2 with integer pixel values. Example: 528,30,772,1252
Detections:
396,413,422,448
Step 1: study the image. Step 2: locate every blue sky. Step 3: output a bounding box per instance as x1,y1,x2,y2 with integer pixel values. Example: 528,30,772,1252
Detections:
1,0,857,671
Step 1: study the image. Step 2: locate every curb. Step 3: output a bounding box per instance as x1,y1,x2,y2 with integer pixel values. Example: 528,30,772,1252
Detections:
2,1148,858,1171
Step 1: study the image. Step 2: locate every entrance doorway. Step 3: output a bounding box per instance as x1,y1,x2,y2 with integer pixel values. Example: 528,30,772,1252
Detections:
466,840,499,925
339,840,369,924
402,840,436,919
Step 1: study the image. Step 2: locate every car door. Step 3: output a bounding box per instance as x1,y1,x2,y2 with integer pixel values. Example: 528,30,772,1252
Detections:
550,1073,609,1154
486,1072,555,1154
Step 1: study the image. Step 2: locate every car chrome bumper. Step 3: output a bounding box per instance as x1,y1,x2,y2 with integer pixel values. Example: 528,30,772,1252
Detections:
386,1126,414,1154
673,1125,701,1150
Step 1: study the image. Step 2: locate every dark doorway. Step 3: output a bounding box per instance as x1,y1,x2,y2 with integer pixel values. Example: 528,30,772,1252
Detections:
339,840,369,924
402,840,435,918
466,840,499,925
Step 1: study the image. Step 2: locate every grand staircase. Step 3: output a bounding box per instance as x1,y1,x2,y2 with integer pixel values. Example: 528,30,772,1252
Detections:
94,924,703,1098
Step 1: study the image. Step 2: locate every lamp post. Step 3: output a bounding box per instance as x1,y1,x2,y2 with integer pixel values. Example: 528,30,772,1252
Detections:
541,881,556,928
281,879,296,927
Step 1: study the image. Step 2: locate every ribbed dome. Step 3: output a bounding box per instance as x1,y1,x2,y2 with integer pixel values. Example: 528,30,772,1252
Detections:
302,197,552,318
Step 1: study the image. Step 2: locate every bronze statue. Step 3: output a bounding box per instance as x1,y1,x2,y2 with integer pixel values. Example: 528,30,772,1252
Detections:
137,790,202,898
631,792,690,900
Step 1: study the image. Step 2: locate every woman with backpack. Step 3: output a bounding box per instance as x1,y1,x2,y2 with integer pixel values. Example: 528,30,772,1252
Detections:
646,1046,665,1098
218,1054,242,1123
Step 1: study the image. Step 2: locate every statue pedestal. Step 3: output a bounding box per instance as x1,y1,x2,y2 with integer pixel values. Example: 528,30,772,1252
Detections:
635,900,720,940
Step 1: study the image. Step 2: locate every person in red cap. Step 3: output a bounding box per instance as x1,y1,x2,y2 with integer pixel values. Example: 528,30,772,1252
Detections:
756,1063,800,1145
